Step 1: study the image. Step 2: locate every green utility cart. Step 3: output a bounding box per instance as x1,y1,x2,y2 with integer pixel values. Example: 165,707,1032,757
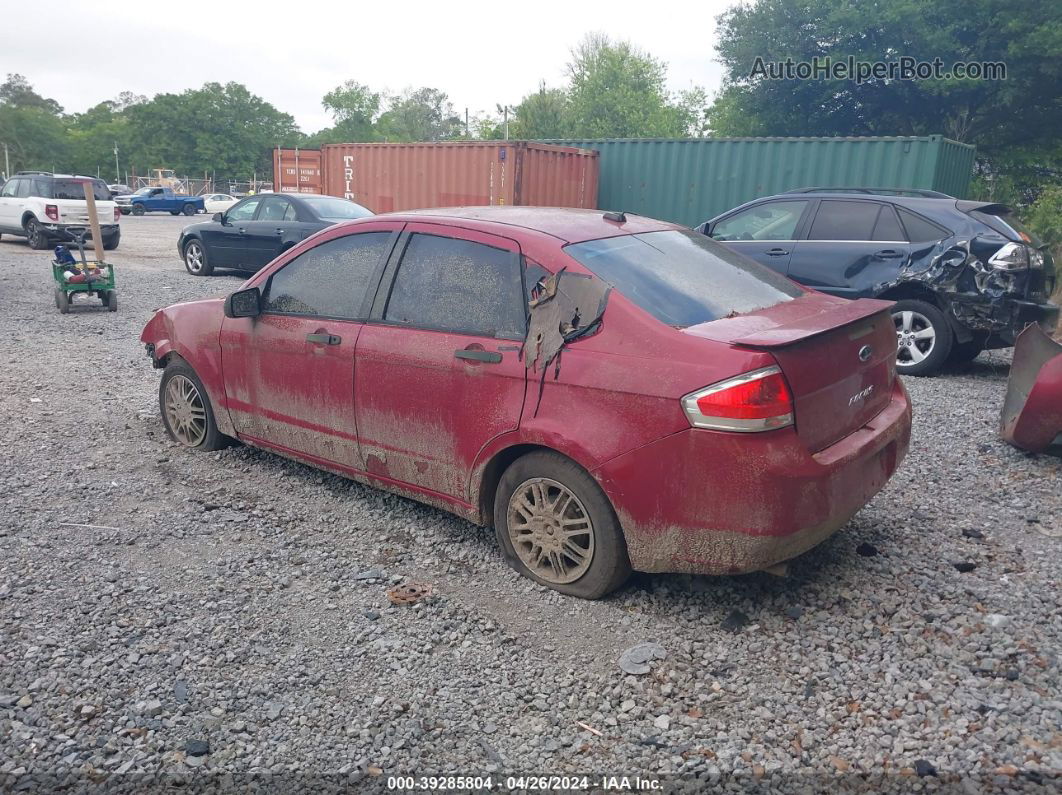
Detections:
52,234,117,314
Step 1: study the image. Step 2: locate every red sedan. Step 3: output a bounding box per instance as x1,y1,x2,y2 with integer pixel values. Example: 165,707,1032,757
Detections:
141,208,911,598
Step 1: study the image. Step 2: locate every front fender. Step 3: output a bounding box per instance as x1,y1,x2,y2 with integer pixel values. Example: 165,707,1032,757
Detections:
140,300,234,437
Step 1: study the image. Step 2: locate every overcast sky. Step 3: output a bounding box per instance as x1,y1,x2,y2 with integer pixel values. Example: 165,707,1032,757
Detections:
6,0,732,133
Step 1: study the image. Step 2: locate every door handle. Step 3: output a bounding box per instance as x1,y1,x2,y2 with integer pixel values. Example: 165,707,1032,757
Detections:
765,247,790,256
237,227,247,235
455,349,502,364
275,228,284,234
873,249,903,259
306,333,341,345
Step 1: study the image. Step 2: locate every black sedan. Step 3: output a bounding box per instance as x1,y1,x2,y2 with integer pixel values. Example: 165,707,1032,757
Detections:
178,193,373,276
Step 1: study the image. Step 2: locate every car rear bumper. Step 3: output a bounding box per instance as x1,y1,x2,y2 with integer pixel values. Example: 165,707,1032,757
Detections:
45,224,120,242
951,294,1059,346
593,379,912,575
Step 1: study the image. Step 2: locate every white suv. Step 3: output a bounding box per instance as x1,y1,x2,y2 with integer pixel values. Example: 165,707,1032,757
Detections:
0,172,121,250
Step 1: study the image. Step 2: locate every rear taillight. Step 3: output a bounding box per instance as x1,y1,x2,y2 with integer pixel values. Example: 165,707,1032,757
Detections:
681,366,794,432
45,204,59,221
114,207,121,222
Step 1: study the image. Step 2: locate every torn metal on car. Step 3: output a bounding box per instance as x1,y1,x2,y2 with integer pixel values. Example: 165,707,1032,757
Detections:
1000,324,1062,453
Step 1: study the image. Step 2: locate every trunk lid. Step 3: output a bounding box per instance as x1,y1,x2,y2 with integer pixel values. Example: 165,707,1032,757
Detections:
685,295,897,452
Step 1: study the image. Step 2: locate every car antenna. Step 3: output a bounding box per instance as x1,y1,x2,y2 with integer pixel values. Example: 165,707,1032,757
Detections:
602,210,627,223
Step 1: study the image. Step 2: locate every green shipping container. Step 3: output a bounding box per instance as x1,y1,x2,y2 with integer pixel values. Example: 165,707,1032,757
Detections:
545,135,975,228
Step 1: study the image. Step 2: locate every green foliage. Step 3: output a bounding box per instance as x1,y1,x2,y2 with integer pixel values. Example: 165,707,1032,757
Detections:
1024,185,1062,283
321,81,381,142
1,74,62,114
376,88,463,142
512,84,570,139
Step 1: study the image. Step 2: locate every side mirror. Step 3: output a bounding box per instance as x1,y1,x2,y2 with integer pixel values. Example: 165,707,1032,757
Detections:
224,287,261,319
213,212,225,223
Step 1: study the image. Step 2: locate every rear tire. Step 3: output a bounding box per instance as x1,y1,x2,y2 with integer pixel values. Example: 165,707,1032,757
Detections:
183,239,213,276
103,231,120,251
105,290,117,312
892,299,953,377
494,451,631,599
25,218,48,250
55,288,70,314
159,359,230,451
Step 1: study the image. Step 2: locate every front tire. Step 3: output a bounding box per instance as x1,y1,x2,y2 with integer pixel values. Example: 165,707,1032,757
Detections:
25,218,48,250
892,299,953,376
183,239,213,276
159,359,229,451
131,205,145,216
494,451,631,599
182,204,197,216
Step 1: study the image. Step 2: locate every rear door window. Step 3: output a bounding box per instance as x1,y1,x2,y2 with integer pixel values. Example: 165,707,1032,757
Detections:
807,200,880,240
257,196,290,221
263,232,392,319
565,229,803,328
712,200,808,241
383,233,525,339
896,208,948,243
872,205,906,241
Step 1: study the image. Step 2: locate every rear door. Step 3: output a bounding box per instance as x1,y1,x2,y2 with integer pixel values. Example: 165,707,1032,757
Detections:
219,223,401,468
201,196,261,268
707,199,811,272
354,223,529,502
788,200,912,297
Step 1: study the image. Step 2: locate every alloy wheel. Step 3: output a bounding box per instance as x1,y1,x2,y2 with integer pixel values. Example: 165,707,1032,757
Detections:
164,375,208,446
894,309,936,368
185,243,204,274
507,477,594,584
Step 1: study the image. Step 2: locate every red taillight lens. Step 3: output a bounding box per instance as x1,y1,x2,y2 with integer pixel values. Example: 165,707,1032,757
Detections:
114,207,121,222
45,204,59,221
682,366,794,432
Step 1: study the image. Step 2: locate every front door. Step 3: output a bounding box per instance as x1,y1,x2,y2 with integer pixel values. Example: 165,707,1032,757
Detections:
219,224,400,468
241,195,293,270
708,199,810,273
354,224,529,503
202,196,261,268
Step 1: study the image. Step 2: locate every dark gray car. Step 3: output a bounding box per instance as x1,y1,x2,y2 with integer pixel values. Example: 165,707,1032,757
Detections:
699,189,1058,375
178,193,373,276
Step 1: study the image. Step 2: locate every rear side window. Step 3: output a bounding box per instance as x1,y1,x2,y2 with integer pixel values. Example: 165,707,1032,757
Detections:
807,201,881,240
897,208,947,243
263,232,392,319
384,233,525,338
564,229,802,328
712,200,808,241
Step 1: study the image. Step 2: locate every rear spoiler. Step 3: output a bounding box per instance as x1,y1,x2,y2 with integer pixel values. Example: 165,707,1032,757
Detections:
686,298,893,348
955,200,1012,215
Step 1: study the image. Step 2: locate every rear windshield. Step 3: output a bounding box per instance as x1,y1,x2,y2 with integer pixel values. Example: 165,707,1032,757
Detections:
969,210,1041,245
40,179,111,201
564,229,803,327
302,197,373,220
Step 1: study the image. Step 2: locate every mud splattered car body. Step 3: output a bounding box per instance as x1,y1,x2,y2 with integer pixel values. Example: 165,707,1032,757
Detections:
142,208,911,597
701,192,1059,375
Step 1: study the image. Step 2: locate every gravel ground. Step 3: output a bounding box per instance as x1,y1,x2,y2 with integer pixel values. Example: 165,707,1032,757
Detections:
0,216,1059,793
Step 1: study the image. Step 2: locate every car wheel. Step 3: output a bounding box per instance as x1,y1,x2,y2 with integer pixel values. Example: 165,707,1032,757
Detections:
131,205,145,216
494,451,631,599
159,360,229,451
892,299,953,376
170,210,180,216
103,232,120,251
105,290,117,312
55,288,69,313
182,204,197,216
183,239,213,276
25,218,48,250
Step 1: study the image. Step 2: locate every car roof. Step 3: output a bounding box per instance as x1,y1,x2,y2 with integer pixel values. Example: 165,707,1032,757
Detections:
376,206,680,244
707,191,968,223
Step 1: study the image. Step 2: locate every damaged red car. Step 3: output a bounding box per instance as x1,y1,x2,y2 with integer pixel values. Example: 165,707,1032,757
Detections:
141,208,912,598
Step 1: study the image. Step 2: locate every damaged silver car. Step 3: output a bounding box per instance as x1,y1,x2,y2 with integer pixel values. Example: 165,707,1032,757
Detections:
700,189,1059,375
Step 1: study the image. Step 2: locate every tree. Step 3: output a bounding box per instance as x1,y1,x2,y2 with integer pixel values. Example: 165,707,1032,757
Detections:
376,88,462,142
565,33,691,137
321,80,382,142
0,73,62,114
512,83,570,139
711,0,1062,192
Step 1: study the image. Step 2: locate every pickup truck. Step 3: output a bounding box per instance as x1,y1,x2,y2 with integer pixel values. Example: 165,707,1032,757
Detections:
115,187,205,216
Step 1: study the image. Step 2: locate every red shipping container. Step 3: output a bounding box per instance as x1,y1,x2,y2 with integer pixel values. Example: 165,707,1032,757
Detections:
274,142,598,212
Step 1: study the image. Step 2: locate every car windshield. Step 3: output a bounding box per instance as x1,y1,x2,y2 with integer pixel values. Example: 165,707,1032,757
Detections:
302,197,373,220
564,229,803,327
43,179,112,201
